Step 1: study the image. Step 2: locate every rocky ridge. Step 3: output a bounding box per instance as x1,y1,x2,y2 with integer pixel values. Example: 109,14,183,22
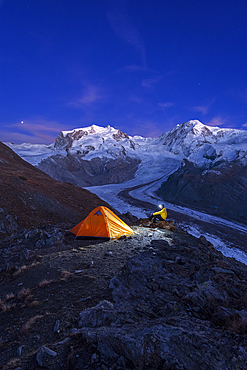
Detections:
0,141,113,233
38,154,141,187
73,230,247,370
157,158,247,225
2,219,247,369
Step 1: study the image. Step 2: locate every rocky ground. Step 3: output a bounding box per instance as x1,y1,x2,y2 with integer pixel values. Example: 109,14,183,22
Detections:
1,217,247,370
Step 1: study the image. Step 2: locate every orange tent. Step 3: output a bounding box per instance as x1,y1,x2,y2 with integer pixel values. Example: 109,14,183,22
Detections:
70,206,134,239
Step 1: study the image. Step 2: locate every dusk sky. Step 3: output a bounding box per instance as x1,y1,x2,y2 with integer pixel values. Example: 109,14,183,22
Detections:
1,0,247,143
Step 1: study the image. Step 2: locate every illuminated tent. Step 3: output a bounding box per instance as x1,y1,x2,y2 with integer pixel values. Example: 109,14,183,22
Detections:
70,206,134,239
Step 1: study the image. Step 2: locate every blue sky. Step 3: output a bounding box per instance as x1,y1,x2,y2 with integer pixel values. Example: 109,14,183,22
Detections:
1,0,247,143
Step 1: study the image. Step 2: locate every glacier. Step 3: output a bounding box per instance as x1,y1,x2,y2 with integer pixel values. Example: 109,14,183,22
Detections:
4,119,247,264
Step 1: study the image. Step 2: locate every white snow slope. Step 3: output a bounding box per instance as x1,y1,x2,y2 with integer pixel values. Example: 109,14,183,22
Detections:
6,119,247,170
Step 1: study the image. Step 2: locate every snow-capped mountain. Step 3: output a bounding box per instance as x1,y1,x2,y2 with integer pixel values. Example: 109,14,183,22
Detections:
6,120,247,187
5,120,247,224
7,120,247,170
52,120,247,168
6,123,181,187
54,124,136,151
156,122,247,225
159,120,247,167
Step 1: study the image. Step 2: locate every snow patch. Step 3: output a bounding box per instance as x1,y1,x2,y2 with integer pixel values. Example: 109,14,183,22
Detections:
180,224,247,266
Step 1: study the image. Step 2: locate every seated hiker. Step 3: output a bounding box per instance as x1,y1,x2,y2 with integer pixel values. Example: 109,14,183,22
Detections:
149,204,167,223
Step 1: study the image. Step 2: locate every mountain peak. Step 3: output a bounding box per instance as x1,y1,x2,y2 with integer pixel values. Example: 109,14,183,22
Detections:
159,119,247,166
6,120,247,176
173,120,213,135
55,124,130,149
61,124,116,137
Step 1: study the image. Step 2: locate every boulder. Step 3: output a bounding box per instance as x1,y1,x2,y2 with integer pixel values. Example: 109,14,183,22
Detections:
78,300,118,328
74,237,247,369
36,345,57,367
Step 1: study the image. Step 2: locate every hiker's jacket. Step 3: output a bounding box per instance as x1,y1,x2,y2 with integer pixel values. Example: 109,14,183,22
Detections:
152,207,167,220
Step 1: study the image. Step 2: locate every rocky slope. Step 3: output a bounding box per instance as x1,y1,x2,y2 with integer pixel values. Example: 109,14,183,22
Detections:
157,158,247,225
2,220,247,369
0,142,113,233
38,154,140,187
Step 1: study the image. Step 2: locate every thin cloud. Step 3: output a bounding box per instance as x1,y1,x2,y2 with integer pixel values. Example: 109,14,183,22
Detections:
107,6,147,69
159,102,174,109
190,98,216,115
206,116,227,127
142,78,161,88
119,65,148,72
232,87,247,104
128,95,143,103
4,117,64,144
130,120,165,138
192,105,210,115
2,131,55,144
70,85,104,107
13,119,63,133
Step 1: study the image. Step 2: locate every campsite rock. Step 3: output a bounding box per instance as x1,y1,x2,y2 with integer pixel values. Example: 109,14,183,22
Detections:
74,235,247,369
78,318,247,369
3,222,247,369
17,345,23,356
104,251,113,257
211,267,235,274
156,220,176,231
184,281,229,307
36,345,57,367
0,224,69,271
120,211,139,225
54,320,60,333
0,212,18,234
78,300,118,328
91,352,99,364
